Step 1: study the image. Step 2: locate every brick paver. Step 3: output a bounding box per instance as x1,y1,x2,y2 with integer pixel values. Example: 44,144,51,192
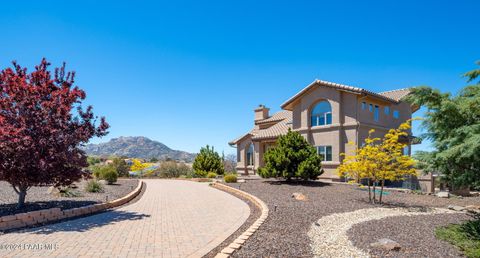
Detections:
0,180,250,258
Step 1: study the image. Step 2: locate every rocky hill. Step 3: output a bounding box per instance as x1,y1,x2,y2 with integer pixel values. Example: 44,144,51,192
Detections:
83,136,196,162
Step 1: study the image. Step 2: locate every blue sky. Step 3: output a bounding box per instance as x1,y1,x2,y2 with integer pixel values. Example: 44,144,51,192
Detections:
1,1,478,155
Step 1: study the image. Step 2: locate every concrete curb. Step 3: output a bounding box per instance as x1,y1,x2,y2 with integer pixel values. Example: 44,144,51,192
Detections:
0,180,144,232
211,182,269,258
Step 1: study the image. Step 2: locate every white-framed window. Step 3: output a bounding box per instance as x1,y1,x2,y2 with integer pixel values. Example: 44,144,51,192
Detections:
393,110,400,119
311,101,332,127
361,102,367,110
384,106,390,115
316,146,332,161
374,105,380,121
246,144,254,166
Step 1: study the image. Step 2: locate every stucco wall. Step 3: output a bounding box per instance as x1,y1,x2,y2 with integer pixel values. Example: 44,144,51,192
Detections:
235,85,414,180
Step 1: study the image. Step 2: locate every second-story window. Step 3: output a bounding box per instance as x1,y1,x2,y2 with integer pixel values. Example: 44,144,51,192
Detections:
374,105,379,121
393,110,400,119
384,106,390,115
311,101,332,127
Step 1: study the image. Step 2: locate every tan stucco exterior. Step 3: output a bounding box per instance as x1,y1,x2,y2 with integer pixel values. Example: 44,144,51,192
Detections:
230,80,416,180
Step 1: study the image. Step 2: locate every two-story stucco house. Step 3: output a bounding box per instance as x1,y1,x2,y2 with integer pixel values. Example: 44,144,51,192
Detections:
229,79,418,180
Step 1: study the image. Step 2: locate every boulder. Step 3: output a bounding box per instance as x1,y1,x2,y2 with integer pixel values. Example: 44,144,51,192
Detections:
436,191,450,198
292,192,307,201
370,238,401,251
447,205,465,211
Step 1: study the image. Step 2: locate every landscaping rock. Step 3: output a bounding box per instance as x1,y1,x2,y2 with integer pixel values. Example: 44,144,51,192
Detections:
437,191,450,198
47,186,60,195
370,238,401,251
465,205,480,212
292,192,307,201
237,179,246,183
447,205,465,211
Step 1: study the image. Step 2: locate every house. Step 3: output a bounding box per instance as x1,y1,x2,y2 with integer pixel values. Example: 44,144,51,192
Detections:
229,79,419,180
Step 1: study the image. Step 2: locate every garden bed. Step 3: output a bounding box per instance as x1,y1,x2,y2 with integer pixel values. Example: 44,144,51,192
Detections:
0,179,139,217
224,179,479,257
349,213,470,257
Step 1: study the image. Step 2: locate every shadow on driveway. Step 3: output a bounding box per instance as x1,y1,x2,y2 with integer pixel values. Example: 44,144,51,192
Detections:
27,209,150,235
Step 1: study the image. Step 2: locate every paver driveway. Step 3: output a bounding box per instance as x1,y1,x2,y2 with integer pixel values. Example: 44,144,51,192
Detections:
0,180,250,258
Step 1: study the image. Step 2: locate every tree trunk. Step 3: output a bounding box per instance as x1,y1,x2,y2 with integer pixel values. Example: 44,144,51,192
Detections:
13,185,28,209
367,178,372,202
372,181,376,204
379,180,385,203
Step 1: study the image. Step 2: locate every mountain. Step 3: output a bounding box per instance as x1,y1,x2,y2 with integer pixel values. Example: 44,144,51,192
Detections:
83,136,196,162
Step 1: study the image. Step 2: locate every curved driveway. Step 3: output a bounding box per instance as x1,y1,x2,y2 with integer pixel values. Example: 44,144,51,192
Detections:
0,180,250,258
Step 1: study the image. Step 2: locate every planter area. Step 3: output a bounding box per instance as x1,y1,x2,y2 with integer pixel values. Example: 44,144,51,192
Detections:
224,179,479,257
0,179,142,231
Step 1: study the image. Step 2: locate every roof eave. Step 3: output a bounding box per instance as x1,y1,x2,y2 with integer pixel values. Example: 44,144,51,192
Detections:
281,80,399,110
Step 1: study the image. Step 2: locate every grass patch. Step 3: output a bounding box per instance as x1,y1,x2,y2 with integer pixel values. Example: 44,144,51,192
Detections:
436,217,480,258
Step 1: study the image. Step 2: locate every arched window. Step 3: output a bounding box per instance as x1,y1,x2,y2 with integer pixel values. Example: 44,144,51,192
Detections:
311,101,332,126
246,144,254,166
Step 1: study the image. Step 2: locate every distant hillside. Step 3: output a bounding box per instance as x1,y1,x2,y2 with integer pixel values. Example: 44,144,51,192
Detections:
83,136,196,162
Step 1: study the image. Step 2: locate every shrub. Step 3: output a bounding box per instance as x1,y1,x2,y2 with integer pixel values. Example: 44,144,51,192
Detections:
259,129,323,180
58,187,82,197
112,157,129,177
151,161,192,178
101,167,118,184
194,170,208,178
92,165,102,179
436,213,480,257
193,145,224,175
85,180,104,193
224,174,237,183
207,172,218,178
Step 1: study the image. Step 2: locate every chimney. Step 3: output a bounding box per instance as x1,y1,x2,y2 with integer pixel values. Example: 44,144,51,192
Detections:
254,104,269,122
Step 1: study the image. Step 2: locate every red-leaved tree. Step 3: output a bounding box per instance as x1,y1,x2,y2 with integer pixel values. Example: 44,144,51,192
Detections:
0,59,109,208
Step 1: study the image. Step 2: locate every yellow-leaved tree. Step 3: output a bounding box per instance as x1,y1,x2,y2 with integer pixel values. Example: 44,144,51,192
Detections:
338,121,417,203
130,159,149,172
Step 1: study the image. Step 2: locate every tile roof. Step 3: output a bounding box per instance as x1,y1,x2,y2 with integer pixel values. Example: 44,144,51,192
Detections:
281,79,407,110
256,110,291,124
252,118,292,140
378,88,411,101
229,111,292,145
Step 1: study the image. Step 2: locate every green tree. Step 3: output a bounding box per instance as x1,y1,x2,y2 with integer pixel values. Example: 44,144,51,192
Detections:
112,157,129,177
87,156,101,166
193,145,224,176
405,61,480,189
259,129,323,180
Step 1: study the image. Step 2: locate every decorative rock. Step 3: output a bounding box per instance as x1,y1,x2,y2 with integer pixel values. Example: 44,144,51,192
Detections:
436,191,450,198
47,186,60,195
292,192,307,201
370,238,401,251
237,179,246,183
465,205,480,212
447,205,465,211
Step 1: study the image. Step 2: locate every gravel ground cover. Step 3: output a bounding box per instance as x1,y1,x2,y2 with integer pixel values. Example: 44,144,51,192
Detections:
225,179,479,257
0,179,139,216
349,213,471,257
